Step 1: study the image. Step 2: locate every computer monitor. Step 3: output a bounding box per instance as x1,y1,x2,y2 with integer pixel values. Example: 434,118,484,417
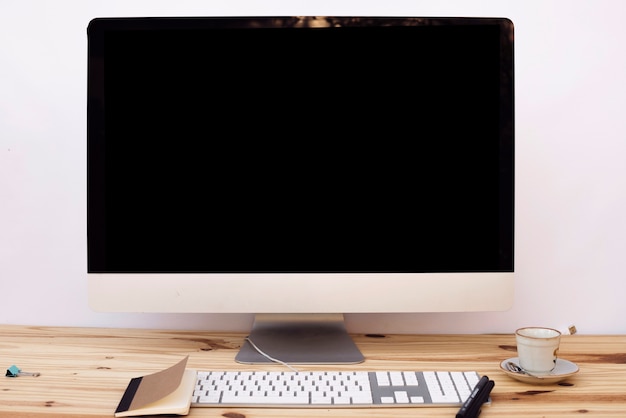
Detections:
87,16,514,364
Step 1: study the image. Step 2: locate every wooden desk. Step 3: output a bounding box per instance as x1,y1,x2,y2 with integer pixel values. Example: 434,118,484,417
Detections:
1,325,625,417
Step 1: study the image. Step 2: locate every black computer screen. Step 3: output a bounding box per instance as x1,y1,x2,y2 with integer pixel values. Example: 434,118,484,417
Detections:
87,17,514,274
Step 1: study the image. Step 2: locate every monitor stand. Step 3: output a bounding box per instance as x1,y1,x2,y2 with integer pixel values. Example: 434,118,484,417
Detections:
235,313,365,364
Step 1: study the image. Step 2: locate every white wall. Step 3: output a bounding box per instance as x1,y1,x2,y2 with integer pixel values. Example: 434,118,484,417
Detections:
2,0,626,335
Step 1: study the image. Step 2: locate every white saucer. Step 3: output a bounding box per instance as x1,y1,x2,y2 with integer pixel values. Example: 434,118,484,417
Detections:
499,357,579,384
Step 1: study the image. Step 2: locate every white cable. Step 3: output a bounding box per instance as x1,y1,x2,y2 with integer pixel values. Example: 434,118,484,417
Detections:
244,337,299,372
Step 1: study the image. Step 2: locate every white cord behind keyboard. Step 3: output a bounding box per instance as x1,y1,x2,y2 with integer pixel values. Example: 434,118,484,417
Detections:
192,370,481,408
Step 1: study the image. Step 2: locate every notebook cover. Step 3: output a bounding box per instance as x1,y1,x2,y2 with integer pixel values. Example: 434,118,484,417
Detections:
114,356,195,417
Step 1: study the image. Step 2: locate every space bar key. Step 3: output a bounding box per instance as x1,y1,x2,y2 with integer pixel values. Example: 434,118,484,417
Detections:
221,394,309,405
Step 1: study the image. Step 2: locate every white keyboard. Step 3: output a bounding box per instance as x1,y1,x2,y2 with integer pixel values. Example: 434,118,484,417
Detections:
192,370,481,408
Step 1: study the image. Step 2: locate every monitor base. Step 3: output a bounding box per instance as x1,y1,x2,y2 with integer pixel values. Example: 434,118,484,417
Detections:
235,313,365,364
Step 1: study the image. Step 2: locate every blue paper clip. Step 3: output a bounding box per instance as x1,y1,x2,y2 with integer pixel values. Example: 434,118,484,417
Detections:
6,365,40,377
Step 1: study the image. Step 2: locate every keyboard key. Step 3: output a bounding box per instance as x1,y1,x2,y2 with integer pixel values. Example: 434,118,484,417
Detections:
375,371,390,386
389,371,405,386
395,391,409,403
403,371,419,386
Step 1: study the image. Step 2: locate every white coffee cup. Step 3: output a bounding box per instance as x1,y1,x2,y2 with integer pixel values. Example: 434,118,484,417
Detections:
515,327,561,375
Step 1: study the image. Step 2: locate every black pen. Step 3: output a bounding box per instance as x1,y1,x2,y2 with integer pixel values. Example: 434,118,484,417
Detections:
456,375,494,418
471,379,494,417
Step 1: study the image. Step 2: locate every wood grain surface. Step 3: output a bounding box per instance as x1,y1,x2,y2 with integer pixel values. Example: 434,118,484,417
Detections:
1,325,625,417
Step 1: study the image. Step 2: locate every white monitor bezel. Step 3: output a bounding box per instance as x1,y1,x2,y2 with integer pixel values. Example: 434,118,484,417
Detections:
89,272,514,313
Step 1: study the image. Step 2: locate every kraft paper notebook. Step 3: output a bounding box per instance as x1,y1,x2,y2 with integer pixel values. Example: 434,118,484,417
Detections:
114,356,196,417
